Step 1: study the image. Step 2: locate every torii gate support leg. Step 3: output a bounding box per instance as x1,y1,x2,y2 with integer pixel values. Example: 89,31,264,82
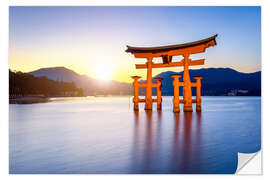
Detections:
171,74,182,113
154,77,163,110
131,76,141,111
194,76,203,112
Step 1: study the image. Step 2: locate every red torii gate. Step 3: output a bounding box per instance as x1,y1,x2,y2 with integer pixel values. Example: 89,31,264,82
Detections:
126,34,217,112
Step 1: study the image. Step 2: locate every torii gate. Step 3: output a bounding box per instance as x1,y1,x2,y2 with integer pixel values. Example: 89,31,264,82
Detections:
126,34,217,112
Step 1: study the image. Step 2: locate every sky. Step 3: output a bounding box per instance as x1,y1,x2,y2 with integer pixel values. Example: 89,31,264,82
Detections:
9,6,261,82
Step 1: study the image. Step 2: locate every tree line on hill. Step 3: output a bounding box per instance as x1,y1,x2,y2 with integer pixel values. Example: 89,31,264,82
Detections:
9,70,84,97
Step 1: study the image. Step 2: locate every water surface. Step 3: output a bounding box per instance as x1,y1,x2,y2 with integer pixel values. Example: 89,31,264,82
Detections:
9,96,261,174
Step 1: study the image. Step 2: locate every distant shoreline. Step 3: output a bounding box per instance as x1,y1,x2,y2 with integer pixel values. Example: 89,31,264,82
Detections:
9,96,49,104
9,95,85,104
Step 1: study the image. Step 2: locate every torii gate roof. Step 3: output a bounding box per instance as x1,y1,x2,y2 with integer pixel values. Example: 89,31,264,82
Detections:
126,34,217,56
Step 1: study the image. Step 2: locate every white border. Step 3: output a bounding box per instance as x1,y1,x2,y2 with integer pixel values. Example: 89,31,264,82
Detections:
7,0,263,6
1,0,269,179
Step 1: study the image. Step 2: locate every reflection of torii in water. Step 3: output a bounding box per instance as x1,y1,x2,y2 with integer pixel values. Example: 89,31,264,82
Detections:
131,111,161,173
170,112,202,173
131,111,202,173
126,34,217,112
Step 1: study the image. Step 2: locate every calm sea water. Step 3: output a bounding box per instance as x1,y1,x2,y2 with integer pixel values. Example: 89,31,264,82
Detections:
9,96,261,174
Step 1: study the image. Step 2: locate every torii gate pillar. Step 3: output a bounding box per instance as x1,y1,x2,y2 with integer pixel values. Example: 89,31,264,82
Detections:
183,54,193,112
145,57,153,110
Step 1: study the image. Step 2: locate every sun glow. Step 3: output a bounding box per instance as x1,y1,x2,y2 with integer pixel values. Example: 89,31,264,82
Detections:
94,63,113,80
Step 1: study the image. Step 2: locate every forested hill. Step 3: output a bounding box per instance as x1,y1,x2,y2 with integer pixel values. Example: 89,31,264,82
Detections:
9,70,84,97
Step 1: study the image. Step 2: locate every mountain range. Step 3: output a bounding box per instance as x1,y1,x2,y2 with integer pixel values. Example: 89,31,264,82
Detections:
29,67,261,96
151,68,261,96
29,67,132,95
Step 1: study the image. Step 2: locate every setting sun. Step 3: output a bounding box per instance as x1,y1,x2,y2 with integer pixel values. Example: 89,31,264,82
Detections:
94,63,113,80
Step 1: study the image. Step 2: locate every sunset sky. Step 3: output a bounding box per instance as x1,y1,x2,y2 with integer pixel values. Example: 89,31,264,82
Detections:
9,6,261,82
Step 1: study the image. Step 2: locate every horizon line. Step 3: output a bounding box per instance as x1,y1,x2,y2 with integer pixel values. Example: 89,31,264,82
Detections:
9,66,261,84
